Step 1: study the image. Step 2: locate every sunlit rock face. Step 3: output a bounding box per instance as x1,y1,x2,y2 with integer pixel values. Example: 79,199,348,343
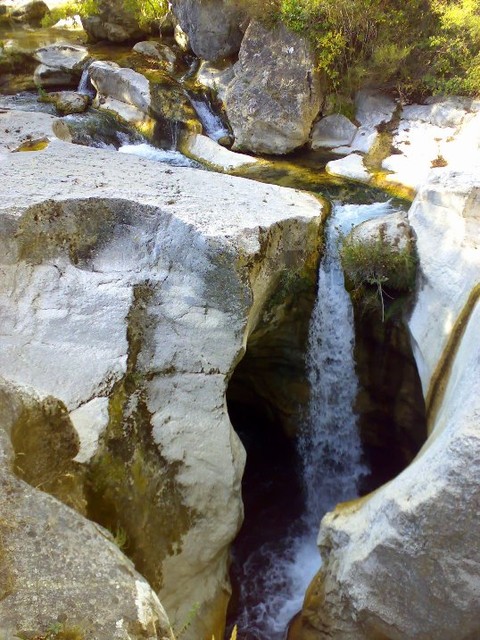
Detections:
298,168,480,640
0,122,322,639
170,0,247,61
225,20,322,155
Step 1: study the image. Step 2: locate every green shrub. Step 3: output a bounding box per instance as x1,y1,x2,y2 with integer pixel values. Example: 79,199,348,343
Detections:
426,0,480,95
340,231,417,320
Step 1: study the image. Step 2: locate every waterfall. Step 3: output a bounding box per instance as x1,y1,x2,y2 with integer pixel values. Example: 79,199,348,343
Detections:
187,91,230,142
229,200,395,640
77,65,96,98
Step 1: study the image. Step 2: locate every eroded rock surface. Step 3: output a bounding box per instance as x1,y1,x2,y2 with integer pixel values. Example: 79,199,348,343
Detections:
225,20,322,155
0,125,322,639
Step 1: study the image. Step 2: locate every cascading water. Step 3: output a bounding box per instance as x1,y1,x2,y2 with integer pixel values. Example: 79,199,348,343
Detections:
187,91,231,142
229,200,396,640
77,64,96,98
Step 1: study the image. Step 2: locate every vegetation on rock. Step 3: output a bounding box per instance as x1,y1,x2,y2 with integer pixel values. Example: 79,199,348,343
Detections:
239,0,480,99
340,229,417,320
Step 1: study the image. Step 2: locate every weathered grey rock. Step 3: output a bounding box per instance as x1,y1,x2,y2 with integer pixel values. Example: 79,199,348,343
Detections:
170,0,247,61
196,60,234,104
133,41,179,73
225,20,322,155
0,378,175,640
10,0,47,23
310,114,358,150
0,125,322,639
33,43,88,88
349,211,412,252
299,168,480,640
89,60,198,133
81,0,149,43
34,63,78,88
42,90,90,114
34,42,88,69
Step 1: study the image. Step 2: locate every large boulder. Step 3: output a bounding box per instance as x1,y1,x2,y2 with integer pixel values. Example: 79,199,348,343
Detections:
0,382,174,640
0,122,322,639
88,60,198,137
33,43,89,89
81,0,149,43
170,0,247,61
298,167,480,639
225,20,322,155
2,0,48,24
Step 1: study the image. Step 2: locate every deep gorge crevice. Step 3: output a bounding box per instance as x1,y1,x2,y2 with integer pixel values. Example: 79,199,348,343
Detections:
225,270,428,639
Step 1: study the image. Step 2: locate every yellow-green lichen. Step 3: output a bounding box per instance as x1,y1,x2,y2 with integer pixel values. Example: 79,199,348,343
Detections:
86,284,197,590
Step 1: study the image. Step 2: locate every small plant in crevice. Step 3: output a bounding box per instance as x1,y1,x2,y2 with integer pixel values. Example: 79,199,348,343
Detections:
339,228,417,321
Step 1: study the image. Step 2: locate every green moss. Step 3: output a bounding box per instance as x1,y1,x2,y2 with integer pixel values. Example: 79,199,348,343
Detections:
0,523,15,601
16,200,116,265
86,284,197,590
15,622,85,640
11,396,86,514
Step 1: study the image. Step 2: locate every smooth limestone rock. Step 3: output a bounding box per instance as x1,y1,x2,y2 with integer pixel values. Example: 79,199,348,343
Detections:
326,153,370,183
334,90,397,155
0,109,72,152
299,167,480,640
170,0,247,61
225,20,322,155
383,97,480,191
33,43,88,88
90,61,151,113
310,114,357,150
181,132,258,171
0,125,322,640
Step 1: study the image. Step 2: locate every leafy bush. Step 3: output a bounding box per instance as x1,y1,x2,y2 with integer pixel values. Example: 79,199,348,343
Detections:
340,231,417,320
426,0,480,94
238,0,480,99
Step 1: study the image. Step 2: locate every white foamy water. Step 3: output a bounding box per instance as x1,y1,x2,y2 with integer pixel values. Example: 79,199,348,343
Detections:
188,92,230,142
118,143,200,167
232,200,395,640
300,201,394,521
77,65,96,98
